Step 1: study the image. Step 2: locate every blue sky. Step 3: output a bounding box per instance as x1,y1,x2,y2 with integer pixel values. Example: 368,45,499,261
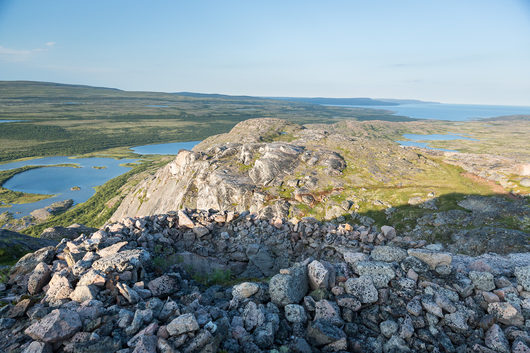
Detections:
0,0,529,105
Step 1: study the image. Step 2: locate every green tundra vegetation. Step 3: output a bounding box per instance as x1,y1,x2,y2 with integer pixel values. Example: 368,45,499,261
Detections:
0,81,528,242
0,81,412,163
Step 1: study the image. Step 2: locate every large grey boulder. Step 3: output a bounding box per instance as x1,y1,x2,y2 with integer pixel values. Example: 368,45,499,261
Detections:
354,261,396,288
27,262,51,295
407,249,452,269
167,313,199,336
24,309,81,343
92,249,150,274
270,265,308,306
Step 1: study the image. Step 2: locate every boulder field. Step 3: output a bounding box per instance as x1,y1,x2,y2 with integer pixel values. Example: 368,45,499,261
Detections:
0,209,529,352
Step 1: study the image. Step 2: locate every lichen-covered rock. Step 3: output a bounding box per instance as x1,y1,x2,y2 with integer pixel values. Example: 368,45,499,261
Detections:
344,275,378,303
269,265,308,306
469,271,495,291
371,246,407,262
307,260,330,290
27,262,51,295
167,313,199,336
514,265,530,291
24,309,81,343
147,275,177,297
487,302,524,326
92,249,150,273
485,324,510,353
354,261,396,288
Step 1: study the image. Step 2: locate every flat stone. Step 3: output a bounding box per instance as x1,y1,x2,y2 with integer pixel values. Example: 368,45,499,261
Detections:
25,309,81,343
69,285,98,302
96,241,128,258
421,295,443,318
336,295,361,312
444,311,469,332
344,275,378,303
92,249,150,273
342,251,368,265
407,249,452,270
193,226,209,237
232,282,260,299
380,225,397,239
8,298,32,318
371,246,407,262
78,269,106,287
166,313,199,336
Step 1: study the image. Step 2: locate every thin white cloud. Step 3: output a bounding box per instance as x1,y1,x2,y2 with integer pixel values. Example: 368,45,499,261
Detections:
0,42,55,62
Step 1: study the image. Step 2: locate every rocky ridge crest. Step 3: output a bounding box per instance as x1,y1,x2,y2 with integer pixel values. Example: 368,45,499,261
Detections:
1,209,529,352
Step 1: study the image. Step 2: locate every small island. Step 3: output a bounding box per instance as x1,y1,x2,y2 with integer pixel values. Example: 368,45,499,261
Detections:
92,166,107,169
70,186,81,191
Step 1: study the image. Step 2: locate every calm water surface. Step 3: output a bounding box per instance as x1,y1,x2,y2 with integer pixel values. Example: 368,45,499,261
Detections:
333,103,530,121
1,157,137,218
131,141,200,155
396,134,477,152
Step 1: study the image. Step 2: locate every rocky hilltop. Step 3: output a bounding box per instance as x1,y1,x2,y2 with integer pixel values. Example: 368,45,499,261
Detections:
111,118,529,255
0,209,529,352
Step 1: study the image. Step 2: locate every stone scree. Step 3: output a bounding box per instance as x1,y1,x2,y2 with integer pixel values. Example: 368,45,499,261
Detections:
0,209,529,352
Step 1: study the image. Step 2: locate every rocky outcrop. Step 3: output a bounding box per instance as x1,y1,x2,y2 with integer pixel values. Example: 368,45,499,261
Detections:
30,199,74,221
111,118,432,221
0,210,529,352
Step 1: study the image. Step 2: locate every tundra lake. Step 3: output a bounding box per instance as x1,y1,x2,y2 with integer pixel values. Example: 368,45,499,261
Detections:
1,141,200,218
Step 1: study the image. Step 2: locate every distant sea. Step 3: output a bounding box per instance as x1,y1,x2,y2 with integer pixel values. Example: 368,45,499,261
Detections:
329,102,530,121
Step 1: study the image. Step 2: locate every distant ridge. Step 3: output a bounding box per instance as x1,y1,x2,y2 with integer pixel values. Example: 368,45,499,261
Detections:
270,97,400,106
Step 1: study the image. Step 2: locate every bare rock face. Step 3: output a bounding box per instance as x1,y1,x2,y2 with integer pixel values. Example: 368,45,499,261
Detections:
110,119,366,221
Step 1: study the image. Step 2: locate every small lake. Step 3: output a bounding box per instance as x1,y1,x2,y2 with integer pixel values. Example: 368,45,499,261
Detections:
131,140,200,155
0,120,22,123
1,157,137,218
396,134,477,152
330,103,530,121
